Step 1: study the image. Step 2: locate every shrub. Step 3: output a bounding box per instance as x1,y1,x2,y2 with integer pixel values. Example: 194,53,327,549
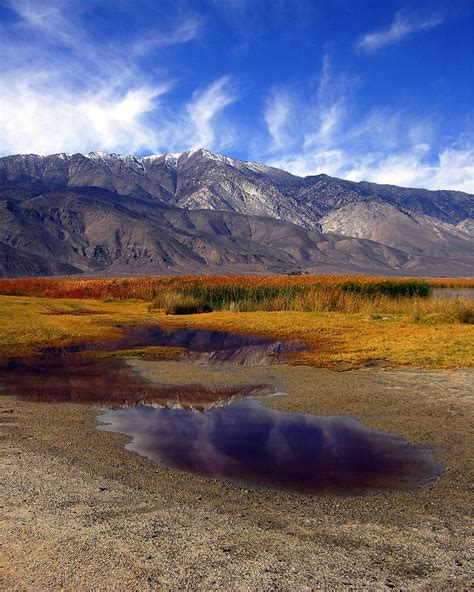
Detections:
453,303,474,324
165,302,213,315
148,292,212,315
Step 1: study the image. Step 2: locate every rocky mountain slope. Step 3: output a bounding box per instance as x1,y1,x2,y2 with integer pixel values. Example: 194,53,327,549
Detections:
0,150,472,276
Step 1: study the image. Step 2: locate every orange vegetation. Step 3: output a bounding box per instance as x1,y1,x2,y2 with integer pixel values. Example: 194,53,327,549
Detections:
0,275,472,301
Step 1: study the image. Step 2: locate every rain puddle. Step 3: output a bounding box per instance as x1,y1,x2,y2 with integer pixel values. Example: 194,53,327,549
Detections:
0,356,272,409
0,324,441,495
38,324,306,366
0,325,300,407
98,399,441,495
112,324,306,365
0,354,268,408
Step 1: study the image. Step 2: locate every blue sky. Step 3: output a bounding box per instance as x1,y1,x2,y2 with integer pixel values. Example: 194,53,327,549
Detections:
1,0,473,191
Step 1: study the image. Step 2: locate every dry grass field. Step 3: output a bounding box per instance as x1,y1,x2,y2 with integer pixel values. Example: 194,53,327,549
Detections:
0,273,472,368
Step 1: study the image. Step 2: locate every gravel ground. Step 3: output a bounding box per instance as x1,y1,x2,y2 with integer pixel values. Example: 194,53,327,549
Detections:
1,363,473,591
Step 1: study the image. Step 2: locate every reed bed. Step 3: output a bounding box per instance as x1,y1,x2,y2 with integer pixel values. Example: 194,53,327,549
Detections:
2,274,468,300
0,275,472,322
150,286,473,323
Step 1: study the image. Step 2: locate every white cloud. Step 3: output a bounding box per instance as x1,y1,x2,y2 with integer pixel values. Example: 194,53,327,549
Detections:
263,56,348,156
307,55,348,148
343,144,474,193
264,88,294,150
131,18,202,56
270,145,474,193
429,147,474,193
185,76,239,149
0,1,238,156
348,109,402,149
343,144,432,186
356,9,444,52
0,69,240,155
7,0,201,55
6,0,79,42
262,53,474,192
270,150,345,179
304,101,345,149
0,70,170,155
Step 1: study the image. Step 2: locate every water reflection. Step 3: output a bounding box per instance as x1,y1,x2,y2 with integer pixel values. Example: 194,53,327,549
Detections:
40,324,306,366
98,399,441,495
117,325,306,365
0,323,441,494
0,356,269,408
432,289,474,300
0,324,303,406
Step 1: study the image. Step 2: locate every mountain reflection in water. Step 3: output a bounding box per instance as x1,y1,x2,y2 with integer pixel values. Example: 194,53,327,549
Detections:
98,399,441,495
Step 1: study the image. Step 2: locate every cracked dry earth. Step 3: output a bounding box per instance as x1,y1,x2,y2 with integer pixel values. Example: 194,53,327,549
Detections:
1,362,473,591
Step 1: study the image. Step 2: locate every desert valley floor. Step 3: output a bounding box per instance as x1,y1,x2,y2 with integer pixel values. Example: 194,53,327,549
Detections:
2,347,473,590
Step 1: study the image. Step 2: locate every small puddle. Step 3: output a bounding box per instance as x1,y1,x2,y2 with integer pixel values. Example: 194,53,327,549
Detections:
39,324,306,366
0,324,441,495
98,399,441,495
0,325,301,407
112,325,306,365
0,356,269,408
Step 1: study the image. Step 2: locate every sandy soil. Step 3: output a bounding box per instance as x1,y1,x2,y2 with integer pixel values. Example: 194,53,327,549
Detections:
1,362,473,591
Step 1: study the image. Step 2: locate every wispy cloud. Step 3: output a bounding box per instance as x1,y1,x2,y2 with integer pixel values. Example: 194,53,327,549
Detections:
185,76,239,149
264,87,295,151
356,9,444,52
0,70,170,155
0,0,237,155
305,56,349,149
262,56,348,155
131,17,202,57
5,0,81,46
270,141,474,193
0,69,239,155
263,59,474,192
304,101,346,149
342,144,474,193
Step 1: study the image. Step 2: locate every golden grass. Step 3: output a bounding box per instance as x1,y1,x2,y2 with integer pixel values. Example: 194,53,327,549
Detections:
0,295,472,369
155,310,474,370
429,278,474,288
81,346,184,361
150,287,473,321
0,297,151,357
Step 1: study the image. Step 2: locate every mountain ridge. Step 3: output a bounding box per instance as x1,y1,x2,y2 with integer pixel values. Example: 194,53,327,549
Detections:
0,150,472,277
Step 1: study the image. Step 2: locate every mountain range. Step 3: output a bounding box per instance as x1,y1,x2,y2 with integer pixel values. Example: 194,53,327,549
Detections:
0,149,472,277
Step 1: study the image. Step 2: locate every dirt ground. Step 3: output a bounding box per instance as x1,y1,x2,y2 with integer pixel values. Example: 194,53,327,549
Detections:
1,361,473,591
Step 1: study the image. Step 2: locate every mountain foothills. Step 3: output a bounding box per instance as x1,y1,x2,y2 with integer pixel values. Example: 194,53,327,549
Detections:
0,149,472,277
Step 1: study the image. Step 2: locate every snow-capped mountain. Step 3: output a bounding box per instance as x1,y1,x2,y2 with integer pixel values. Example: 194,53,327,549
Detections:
0,149,472,276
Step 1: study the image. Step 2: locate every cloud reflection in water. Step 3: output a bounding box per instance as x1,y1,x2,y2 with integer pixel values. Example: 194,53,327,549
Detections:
98,399,441,495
